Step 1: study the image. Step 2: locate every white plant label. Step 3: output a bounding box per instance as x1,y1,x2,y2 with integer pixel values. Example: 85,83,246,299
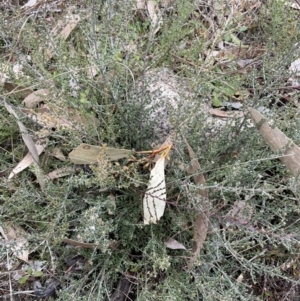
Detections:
143,157,167,224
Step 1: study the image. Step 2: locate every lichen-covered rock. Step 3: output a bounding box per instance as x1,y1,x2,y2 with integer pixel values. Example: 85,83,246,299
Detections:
127,67,231,149
128,68,194,147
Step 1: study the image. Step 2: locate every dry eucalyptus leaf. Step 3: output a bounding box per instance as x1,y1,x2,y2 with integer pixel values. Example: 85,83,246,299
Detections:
21,105,96,140
209,109,244,118
5,102,39,164
165,238,186,250
143,156,167,225
48,19,64,37
49,148,66,161
22,89,49,108
182,134,209,269
190,214,208,260
46,167,74,180
8,144,45,179
248,107,300,177
49,147,67,162
147,1,163,35
45,15,80,61
60,15,81,39
21,105,74,130
69,144,132,164
0,224,29,262
182,134,207,199
0,60,32,98
62,238,119,251
3,82,33,99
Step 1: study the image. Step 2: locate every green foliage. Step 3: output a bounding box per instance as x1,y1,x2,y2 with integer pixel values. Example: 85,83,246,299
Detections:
1,0,300,300
18,267,43,284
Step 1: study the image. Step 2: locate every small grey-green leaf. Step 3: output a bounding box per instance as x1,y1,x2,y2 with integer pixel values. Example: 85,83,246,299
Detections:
32,271,43,277
19,275,29,284
212,91,222,107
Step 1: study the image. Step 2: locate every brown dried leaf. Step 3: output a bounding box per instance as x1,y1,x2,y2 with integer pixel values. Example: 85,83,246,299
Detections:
60,15,80,39
248,107,300,176
5,102,46,189
46,167,74,180
5,102,39,164
49,148,66,161
22,89,50,108
45,15,80,61
8,144,45,179
147,1,162,35
190,214,208,255
4,82,33,99
182,134,207,199
45,48,53,61
49,20,64,37
210,109,244,118
182,134,209,269
0,224,29,262
21,105,95,136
